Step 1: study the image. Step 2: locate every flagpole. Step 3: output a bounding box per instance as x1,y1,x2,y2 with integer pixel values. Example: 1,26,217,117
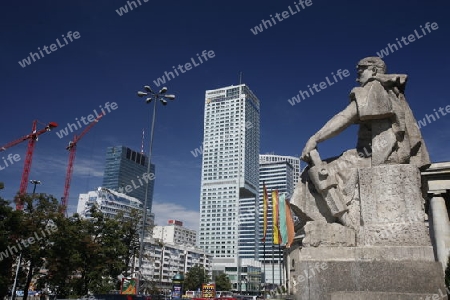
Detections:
278,244,282,287
263,241,266,298
271,243,275,291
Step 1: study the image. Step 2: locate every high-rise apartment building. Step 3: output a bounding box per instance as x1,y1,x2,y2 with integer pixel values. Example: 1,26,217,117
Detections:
258,154,300,287
102,146,155,211
198,84,260,262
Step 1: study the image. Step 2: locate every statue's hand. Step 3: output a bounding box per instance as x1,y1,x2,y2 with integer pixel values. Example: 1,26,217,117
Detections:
301,137,317,162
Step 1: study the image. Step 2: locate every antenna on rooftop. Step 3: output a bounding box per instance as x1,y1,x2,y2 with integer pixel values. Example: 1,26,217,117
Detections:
141,128,145,154
239,71,243,85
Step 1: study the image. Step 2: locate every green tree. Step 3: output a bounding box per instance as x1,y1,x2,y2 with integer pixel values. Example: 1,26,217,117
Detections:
116,209,142,278
214,273,232,291
184,265,210,291
43,213,86,297
19,193,61,300
77,207,119,294
0,198,22,300
44,206,147,295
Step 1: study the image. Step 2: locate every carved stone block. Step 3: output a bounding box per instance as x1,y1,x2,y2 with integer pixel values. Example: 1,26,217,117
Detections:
358,164,431,246
303,221,356,247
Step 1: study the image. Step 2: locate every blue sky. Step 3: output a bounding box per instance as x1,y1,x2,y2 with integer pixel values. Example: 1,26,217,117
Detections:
0,0,449,230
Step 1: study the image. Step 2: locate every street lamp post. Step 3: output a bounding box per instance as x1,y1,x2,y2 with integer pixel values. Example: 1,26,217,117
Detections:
30,179,41,195
135,86,175,294
11,180,41,300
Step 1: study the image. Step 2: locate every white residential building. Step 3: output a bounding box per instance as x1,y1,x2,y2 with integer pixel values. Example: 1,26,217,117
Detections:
153,220,197,247
76,187,154,225
140,237,213,291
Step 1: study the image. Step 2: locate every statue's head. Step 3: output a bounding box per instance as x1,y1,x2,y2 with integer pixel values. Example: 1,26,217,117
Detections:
356,57,387,86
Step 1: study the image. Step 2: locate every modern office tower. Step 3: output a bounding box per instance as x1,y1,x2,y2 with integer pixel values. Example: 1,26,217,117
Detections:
238,195,260,259
153,220,197,247
259,153,301,184
258,154,299,288
102,146,156,211
198,84,260,264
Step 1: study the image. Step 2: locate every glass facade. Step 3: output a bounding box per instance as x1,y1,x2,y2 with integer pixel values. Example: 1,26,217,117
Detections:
257,155,299,285
102,146,155,211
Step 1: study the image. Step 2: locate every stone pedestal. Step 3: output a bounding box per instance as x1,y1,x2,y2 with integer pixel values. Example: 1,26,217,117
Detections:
358,165,430,246
289,165,447,299
288,246,446,299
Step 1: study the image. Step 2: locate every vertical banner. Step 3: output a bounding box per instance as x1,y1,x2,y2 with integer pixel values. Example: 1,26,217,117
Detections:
278,193,288,246
120,278,137,294
262,182,269,242
272,190,280,245
285,198,295,248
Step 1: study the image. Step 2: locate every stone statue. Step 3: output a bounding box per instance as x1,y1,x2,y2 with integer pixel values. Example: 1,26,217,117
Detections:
291,56,431,233
287,57,447,299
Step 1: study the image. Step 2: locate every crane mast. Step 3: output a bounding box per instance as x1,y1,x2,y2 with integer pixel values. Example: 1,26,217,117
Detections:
0,120,58,210
61,114,103,215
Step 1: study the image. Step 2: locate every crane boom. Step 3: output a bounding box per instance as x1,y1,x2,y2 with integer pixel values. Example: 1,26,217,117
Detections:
61,114,103,214
0,120,58,210
0,121,58,152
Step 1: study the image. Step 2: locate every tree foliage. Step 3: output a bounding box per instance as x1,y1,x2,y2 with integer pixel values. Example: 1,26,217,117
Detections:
0,194,143,297
214,273,232,291
184,265,211,291
0,197,22,300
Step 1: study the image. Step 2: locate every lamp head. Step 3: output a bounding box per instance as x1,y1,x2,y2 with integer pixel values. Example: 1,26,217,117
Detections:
137,91,147,97
144,86,153,93
159,87,168,94
164,94,175,100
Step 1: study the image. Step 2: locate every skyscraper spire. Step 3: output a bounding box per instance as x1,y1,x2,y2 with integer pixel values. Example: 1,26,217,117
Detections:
141,128,145,154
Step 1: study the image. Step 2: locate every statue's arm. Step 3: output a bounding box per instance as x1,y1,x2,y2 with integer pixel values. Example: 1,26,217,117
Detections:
301,101,358,160
315,101,358,143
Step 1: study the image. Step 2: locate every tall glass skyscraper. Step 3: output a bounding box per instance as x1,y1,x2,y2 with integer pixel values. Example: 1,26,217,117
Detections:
198,84,260,261
102,146,156,211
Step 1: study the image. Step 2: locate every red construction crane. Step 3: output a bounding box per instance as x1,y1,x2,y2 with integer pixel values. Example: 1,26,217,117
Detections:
61,114,103,215
0,120,58,210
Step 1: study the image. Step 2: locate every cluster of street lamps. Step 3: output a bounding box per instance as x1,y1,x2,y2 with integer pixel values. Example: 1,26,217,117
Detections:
135,85,175,294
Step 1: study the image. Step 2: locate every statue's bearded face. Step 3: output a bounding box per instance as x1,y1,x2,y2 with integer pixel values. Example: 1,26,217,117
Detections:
356,66,374,86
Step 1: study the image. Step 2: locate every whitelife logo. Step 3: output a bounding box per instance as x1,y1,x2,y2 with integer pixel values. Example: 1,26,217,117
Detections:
18,31,81,68
250,0,313,35
115,0,149,16
376,22,439,58
55,102,118,138
415,104,450,129
287,69,350,106
0,153,21,171
152,50,215,87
